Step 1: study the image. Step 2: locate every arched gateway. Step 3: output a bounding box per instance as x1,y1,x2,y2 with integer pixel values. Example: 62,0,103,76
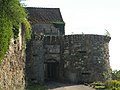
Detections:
44,59,59,81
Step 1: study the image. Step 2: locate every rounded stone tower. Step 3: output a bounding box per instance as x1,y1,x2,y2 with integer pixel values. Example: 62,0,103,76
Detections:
63,34,111,83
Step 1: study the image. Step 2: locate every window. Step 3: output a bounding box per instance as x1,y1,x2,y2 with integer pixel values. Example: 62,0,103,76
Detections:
81,72,91,75
79,51,87,53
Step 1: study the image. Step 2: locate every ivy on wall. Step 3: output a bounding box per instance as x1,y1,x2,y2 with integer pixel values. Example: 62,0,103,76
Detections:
0,0,31,63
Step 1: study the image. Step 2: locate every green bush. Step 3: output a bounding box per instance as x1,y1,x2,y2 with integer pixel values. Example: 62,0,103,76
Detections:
105,80,112,89
105,80,120,90
90,82,105,89
0,0,31,63
112,70,120,80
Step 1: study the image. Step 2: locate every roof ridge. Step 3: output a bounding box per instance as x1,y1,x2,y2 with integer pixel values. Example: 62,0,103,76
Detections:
26,7,60,9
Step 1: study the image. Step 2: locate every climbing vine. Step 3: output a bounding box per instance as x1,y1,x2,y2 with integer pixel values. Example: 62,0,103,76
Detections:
0,0,31,63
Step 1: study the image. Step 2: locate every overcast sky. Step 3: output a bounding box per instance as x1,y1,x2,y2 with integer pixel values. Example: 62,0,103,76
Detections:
22,0,120,70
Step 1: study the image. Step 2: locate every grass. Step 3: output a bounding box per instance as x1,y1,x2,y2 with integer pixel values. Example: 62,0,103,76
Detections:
94,85,105,89
89,80,120,90
89,82,106,90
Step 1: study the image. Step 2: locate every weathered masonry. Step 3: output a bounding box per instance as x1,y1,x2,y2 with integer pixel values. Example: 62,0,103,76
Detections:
0,27,25,90
26,7,111,84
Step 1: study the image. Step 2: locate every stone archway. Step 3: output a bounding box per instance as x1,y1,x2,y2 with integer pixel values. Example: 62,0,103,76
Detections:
44,59,59,81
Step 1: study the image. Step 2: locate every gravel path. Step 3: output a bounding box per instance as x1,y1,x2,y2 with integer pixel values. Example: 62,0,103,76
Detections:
45,82,96,90
49,85,96,90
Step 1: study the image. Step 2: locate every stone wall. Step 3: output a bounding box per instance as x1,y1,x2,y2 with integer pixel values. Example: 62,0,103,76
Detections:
0,29,25,90
32,24,60,35
26,33,111,84
25,23,64,85
26,31,45,85
63,34,111,83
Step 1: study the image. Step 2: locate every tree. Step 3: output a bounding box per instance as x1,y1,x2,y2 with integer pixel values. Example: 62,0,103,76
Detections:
112,70,120,80
0,0,31,63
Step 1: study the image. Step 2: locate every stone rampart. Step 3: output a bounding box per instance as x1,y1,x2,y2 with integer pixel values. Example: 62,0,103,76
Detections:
26,34,111,84
63,34,111,83
0,37,25,90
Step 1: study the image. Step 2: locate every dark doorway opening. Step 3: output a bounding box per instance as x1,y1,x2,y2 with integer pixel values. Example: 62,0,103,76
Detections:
45,60,59,81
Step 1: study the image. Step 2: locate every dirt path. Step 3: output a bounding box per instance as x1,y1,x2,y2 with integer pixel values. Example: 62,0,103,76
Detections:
45,82,96,90
49,85,96,90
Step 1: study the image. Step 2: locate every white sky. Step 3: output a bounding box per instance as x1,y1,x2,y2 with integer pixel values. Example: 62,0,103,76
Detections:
22,0,120,70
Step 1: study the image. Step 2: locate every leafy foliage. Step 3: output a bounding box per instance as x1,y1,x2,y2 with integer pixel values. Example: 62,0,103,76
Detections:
105,80,120,90
112,70,120,80
0,0,31,63
90,80,120,90
89,82,105,89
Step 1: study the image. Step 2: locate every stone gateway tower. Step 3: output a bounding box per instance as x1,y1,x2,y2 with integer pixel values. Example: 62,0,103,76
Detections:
26,7,111,84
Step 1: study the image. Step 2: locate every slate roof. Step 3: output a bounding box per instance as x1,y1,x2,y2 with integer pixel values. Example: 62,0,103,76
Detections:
26,7,64,24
